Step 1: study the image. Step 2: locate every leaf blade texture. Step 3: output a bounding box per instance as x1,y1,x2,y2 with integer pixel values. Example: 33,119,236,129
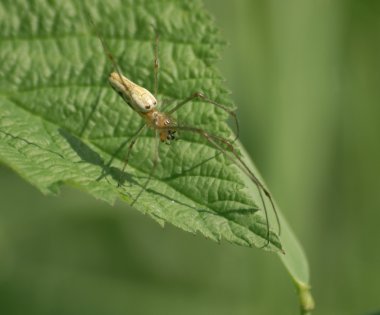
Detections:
0,0,282,251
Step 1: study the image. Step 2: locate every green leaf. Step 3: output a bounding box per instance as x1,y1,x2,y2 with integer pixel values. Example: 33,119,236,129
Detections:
0,0,283,252
0,0,317,312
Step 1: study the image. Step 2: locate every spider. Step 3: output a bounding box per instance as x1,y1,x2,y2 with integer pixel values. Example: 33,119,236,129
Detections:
89,18,280,248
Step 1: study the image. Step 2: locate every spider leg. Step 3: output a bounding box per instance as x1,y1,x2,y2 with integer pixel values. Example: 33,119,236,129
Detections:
205,135,272,249
169,125,280,248
96,124,146,182
116,124,147,186
205,132,280,237
167,92,239,142
159,97,177,111
87,14,134,101
153,27,159,97
205,133,281,246
131,130,160,206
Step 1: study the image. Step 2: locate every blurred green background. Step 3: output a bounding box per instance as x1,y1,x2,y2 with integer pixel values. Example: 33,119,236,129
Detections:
1,1,379,314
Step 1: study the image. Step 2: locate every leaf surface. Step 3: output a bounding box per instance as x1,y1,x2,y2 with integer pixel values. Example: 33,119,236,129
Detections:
0,0,282,251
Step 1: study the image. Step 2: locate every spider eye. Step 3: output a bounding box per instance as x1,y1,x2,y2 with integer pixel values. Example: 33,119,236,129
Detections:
145,105,151,109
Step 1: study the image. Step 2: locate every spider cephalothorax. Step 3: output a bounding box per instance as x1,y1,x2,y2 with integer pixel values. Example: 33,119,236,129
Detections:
160,115,177,143
148,111,177,143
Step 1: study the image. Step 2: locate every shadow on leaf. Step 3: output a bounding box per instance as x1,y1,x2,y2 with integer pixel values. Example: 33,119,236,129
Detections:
59,128,134,187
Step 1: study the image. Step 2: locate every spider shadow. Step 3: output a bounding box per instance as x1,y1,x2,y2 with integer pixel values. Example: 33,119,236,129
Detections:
59,129,209,208
59,128,136,187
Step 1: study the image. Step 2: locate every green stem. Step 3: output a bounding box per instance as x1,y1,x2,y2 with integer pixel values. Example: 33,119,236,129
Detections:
296,281,315,314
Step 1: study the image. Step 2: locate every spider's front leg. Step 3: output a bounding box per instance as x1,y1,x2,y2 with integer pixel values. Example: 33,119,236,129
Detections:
131,130,161,205
167,125,280,248
116,124,146,187
167,92,239,142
